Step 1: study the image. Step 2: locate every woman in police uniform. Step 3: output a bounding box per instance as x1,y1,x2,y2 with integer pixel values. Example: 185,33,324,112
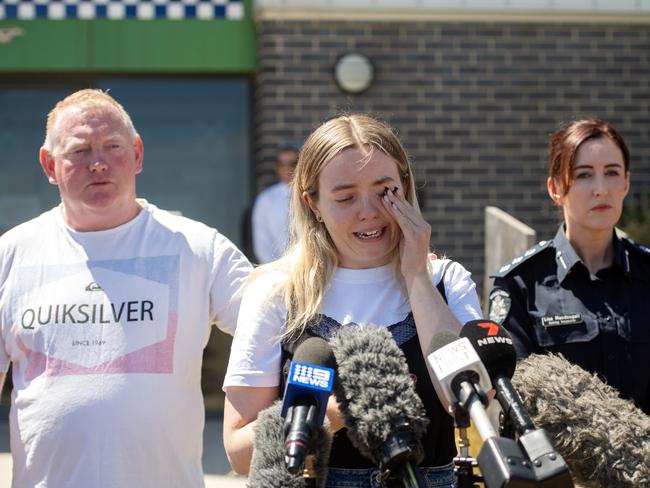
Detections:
488,118,650,415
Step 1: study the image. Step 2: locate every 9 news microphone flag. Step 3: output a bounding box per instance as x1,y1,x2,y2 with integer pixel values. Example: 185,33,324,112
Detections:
281,337,335,474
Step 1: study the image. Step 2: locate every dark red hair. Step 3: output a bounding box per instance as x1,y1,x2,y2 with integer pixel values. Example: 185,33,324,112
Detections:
548,118,630,197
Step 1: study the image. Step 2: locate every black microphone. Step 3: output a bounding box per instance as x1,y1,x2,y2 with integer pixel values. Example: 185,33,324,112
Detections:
460,320,573,488
458,320,532,435
512,353,650,488
247,400,332,488
281,337,336,475
427,330,542,488
330,325,429,488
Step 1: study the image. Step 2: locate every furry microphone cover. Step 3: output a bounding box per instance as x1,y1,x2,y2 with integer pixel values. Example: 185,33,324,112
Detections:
511,353,650,488
329,325,429,465
246,400,333,488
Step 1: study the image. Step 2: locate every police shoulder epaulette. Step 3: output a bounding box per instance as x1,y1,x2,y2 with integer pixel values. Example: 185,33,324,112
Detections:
622,237,650,257
490,239,554,278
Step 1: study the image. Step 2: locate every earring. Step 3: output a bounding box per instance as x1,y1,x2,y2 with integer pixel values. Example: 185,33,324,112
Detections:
316,214,322,222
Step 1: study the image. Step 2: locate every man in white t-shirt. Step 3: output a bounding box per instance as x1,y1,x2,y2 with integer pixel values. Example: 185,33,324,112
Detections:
251,145,298,263
0,89,252,487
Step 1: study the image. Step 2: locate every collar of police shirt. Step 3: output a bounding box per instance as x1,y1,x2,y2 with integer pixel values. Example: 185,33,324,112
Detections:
552,225,629,284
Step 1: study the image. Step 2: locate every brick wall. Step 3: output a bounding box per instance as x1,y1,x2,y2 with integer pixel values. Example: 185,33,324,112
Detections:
254,20,650,295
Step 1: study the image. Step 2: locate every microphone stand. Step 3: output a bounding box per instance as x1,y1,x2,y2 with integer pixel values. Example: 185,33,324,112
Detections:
302,454,319,488
452,382,539,488
453,407,482,488
396,461,427,488
494,377,574,488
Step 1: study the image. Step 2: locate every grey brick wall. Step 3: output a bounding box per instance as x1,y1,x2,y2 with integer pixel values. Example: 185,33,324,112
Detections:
254,20,650,296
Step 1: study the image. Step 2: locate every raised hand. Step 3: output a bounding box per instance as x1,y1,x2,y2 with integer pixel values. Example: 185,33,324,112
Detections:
381,185,432,280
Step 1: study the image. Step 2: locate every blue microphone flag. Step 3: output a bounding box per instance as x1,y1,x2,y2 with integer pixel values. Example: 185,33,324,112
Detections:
281,361,334,425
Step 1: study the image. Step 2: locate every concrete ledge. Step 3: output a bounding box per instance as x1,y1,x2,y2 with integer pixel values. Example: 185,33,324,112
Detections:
0,453,10,487
484,206,536,309
255,7,650,23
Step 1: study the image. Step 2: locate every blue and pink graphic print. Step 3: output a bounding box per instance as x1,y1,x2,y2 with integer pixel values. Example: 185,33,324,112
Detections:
10,255,179,380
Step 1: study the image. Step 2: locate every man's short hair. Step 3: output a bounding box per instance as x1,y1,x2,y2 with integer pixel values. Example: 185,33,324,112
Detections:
44,89,138,152
276,144,299,165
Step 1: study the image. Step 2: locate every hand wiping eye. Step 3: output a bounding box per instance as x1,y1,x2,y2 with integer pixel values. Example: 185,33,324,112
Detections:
382,186,399,198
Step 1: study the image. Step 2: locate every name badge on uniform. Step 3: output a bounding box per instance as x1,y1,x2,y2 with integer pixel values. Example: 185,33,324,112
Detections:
539,314,582,327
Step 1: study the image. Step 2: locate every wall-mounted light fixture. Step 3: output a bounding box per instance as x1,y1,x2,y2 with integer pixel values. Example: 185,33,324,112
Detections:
334,53,374,95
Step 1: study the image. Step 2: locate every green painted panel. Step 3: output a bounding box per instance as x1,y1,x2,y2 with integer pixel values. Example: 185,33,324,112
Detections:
0,21,89,71
0,0,255,73
91,19,256,72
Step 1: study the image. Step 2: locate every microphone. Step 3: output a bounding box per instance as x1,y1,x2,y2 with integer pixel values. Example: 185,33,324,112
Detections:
458,320,532,434
426,331,496,439
247,400,332,488
427,330,541,488
330,325,429,488
281,336,336,474
512,353,650,488
460,320,573,487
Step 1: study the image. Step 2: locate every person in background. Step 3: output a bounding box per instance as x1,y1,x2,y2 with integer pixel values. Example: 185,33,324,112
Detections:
488,118,650,415
251,144,299,263
0,89,252,487
223,114,482,487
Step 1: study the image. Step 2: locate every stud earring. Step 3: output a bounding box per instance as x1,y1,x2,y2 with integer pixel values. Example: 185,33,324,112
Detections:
316,214,322,222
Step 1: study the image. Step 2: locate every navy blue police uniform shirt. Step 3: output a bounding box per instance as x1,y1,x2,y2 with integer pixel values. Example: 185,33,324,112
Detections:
488,226,650,415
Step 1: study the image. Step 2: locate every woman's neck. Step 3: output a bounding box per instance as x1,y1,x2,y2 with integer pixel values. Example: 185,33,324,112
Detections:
565,225,615,275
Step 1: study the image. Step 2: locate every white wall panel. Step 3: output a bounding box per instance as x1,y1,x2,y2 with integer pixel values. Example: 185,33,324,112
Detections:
255,0,650,13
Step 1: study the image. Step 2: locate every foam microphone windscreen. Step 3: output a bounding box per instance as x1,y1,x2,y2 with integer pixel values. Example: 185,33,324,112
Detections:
329,325,429,465
247,400,332,488
512,353,650,488
291,335,338,371
427,330,459,355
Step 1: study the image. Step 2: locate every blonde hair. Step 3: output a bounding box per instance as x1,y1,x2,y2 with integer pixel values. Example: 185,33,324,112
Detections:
44,89,137,152
256,114,423,341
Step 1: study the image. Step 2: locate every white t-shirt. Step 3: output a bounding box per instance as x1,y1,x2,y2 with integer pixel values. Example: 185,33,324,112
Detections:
251,182,291,264
223,259,482,389
0,201,252,488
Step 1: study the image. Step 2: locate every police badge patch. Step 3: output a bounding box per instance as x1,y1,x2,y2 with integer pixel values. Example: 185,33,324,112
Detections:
488,289,511,325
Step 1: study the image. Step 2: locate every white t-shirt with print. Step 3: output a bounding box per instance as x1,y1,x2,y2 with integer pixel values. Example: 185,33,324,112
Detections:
224,259,482,389
0,201,252,488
